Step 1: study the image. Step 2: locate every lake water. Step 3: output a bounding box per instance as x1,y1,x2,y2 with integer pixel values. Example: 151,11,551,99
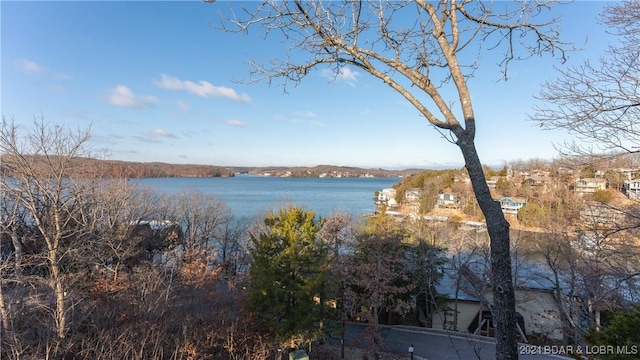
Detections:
136,175,400,220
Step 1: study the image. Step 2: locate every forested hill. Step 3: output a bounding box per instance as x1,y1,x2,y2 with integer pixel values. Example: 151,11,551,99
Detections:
0,156,420,178
243,164,419,178
0,156,236,178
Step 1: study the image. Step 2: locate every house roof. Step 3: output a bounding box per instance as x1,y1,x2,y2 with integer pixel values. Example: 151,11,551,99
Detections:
437,267,483,302
437,256,567,303
498,196,527,203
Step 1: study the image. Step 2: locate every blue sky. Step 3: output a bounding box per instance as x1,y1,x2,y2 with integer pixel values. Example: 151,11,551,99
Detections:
1,1,615,169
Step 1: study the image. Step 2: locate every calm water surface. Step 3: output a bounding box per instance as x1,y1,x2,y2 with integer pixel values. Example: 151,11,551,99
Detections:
137,175,399,219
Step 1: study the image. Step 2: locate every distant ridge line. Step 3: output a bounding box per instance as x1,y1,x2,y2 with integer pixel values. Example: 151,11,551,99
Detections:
0,155,437,179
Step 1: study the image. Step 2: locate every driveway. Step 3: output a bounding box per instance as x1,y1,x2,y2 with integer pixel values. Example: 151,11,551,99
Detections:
341,323,573,360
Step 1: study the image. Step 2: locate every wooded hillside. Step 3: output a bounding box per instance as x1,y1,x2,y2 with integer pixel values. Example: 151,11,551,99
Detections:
0,156,416,178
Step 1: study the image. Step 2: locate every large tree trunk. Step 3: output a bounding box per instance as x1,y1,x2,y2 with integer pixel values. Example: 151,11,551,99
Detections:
457,134,517,360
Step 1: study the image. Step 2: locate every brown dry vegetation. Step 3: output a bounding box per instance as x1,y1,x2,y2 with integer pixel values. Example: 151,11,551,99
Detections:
0,154,236,178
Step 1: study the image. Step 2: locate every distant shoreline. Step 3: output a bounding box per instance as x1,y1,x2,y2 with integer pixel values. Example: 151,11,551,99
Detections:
0,155,428,179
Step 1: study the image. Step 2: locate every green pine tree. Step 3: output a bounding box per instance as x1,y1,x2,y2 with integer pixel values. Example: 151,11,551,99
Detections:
247,206,329,349
586,306,640,360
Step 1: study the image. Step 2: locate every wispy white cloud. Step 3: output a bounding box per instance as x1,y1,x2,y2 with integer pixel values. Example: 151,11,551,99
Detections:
337,68,358,83
133,136,162,144
154,74,251,102
176,100,190,110
274,112,324,127
107,85,158,108
225,119,246,128
108,133,126,140
15,59,73,81
16,59,45,74
321,67,359,86
293,110,318,118
148,129,178,138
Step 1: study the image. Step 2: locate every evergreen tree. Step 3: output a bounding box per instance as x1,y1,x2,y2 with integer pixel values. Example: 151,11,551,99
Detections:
247,206,328,349
586,306,640,360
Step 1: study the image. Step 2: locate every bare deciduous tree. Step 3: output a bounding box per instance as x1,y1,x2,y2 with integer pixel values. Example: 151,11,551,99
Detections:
214,215,250,280
445,228,491,332
342,214,413,355
532,0,640,156
532,209,640,347
0,119,144,345
534,224,583,347
320,212,354,359
169,190,231,254
0,118,96,339
161,190,249,280
531,2,640,341
0,118,270,358
94,185,162,281
213,1,572,357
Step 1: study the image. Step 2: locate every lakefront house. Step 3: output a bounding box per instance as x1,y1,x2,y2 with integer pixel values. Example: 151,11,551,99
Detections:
376,188,398,209
498,197,527,215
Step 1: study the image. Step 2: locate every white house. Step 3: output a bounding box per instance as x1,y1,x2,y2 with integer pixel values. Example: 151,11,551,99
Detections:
575,178,607,194
376,188,398,208
623,179,640,199
405,189,422,202
404,189,423,213
437,192,460,209
616,168,640,181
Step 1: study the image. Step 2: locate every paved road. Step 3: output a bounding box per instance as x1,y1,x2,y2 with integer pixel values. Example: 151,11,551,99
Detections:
339,323,573,360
